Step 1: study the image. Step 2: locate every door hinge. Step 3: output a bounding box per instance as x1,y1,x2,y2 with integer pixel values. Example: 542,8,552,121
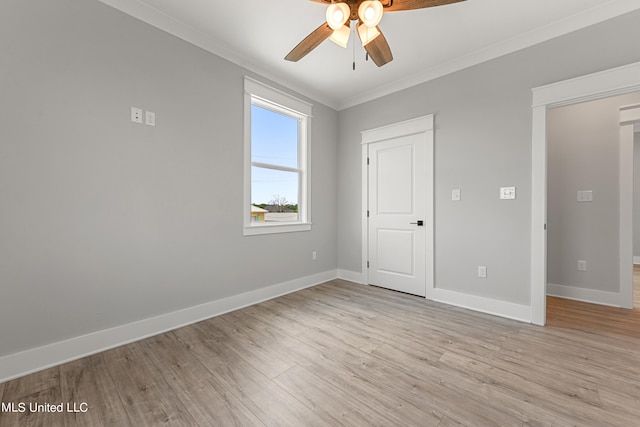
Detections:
544,224,547,230
367,157,370,165
367,210,369,218
367,261,370,268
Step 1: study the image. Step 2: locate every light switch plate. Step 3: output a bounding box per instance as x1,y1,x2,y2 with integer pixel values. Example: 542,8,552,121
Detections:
452,189,461,201
500,187,516,200
577,190,593,202
131,107,142,124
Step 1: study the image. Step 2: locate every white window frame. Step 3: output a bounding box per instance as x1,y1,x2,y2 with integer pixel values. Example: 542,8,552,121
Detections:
243,77,312,236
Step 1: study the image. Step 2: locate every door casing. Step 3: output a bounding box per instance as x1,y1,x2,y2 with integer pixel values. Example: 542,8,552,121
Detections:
361,115,435,298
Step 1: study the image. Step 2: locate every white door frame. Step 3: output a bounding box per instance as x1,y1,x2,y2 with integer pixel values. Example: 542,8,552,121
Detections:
531,61,640,325
361,115,434,298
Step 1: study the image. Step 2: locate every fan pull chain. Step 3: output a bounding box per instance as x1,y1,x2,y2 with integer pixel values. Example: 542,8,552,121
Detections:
352,24,356,71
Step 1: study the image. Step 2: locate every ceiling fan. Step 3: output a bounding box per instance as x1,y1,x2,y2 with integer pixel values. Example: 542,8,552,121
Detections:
285,0,466,67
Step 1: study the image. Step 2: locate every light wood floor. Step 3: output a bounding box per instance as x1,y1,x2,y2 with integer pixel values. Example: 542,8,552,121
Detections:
1,279,640,427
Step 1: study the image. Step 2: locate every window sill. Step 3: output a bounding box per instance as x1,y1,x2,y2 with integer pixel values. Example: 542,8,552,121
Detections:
243,222,312,236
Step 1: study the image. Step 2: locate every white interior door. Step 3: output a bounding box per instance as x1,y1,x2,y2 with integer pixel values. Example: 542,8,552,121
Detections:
364,116,433,297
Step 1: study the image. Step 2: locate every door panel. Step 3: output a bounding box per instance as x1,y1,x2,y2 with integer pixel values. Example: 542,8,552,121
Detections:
368,132,427,296
376,144,414,214
377,229,414,276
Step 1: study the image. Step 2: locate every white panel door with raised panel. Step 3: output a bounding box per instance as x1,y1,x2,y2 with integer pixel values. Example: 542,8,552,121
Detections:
365,116,432,297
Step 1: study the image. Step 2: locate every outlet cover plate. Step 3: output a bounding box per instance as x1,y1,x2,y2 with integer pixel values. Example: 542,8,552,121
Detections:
478,265,487,278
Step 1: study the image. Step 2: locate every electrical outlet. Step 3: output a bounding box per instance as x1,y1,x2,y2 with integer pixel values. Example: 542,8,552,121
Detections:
578,260,587,271
478,265,487,278
452,189,461,201
312,251,317,261
131,107,142,124
145,111,156,127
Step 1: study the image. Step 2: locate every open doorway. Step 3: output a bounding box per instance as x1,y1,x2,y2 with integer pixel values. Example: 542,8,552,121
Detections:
530,61,640,326
545,93,640,309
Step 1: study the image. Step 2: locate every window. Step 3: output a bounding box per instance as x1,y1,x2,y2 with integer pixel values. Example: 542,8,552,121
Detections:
244,77,312,235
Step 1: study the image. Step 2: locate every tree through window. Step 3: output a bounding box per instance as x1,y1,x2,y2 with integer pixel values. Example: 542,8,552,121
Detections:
243,78,312,235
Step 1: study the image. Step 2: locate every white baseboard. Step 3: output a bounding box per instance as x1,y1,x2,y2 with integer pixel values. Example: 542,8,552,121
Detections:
547,283,625,307
337,269,365,284
430,288,532,323
634,256,640,265
0,270,337,384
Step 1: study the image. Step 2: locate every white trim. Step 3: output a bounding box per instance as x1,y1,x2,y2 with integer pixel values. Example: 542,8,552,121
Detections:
243,222,312,236
634,256,640,265
532,62,640,108
342,0,640,109
547,283,627,308
0,270,337,384
361,115,434,297
431,288,532,324
245,77,312,117
97,0,640,111
618,104,640,309
620,103,640,124
97,0,337,109
530,105,548,326
243,77,312,236
337,269,365,284
531,60,640,325
361,115,435,144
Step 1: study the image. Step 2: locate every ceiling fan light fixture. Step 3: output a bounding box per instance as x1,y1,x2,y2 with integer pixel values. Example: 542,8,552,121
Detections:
326,2,350,30
358,1,383,27
329,24,350,48
357,21,380,46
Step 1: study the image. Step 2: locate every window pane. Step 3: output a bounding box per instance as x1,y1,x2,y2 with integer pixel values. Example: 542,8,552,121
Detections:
251,166,299,222
251,104,298,169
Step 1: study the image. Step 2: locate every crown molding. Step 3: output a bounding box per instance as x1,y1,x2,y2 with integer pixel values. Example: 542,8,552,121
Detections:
337,0,640,110
97,0,340,110
98,0,640,111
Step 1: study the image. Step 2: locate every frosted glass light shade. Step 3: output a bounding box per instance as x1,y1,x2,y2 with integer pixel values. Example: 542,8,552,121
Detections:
329,24,351,48
358,1,383,27
326,3,350,30
357,22,380,46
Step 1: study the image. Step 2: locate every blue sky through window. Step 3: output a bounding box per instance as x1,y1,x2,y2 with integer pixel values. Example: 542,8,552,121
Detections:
251,104,299,205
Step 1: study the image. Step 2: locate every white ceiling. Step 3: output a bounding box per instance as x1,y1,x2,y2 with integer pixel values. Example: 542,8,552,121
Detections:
99,0,640,110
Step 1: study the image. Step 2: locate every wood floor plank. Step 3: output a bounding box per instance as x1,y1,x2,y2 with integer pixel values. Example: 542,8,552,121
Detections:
293,324,523,426
0,367,64,427
228,304,443,426
2,278,640,426
103,342,198,427
436,350,627,426
59,353,130,427
139,331,265,427
174,322,332,427
211,315,298,379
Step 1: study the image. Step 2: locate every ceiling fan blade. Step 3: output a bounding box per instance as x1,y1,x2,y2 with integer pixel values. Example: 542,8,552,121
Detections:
364,27,393,67
384,0,465,12
285,22,333,62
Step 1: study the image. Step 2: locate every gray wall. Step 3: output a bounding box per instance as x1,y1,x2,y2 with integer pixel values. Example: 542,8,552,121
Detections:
337,9,640,305
635,132,640,259
0,0,338,357
547,93,640,292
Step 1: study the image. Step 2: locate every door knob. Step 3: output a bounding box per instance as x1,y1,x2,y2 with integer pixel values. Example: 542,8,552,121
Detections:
410,220,424,226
